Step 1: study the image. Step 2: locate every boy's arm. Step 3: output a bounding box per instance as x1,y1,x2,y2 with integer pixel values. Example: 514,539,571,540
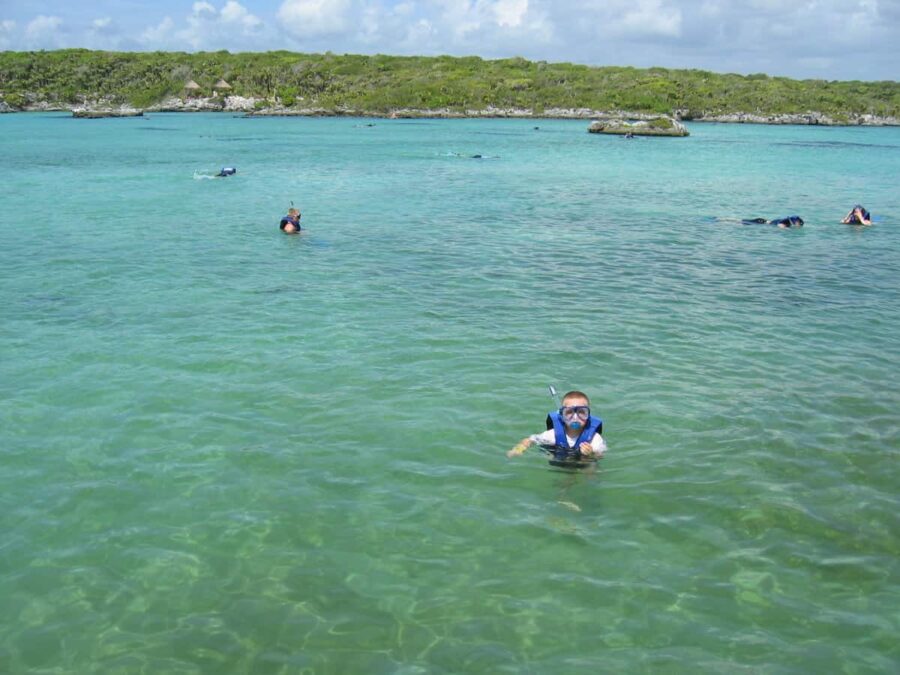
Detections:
507,437,534,457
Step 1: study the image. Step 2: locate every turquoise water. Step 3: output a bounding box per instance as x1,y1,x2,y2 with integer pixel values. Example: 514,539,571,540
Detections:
1,112,899,673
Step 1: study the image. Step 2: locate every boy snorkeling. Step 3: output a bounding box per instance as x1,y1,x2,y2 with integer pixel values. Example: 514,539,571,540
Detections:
507,390,606,465
280,208,302,234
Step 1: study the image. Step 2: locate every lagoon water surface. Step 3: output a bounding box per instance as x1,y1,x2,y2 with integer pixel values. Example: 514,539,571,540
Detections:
1,113,899,673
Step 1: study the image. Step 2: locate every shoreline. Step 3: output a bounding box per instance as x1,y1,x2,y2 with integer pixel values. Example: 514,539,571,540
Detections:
3,97,898,127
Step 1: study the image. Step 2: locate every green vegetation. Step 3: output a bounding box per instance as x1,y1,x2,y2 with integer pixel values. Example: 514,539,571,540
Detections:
648,117,676,129
1,49,898,117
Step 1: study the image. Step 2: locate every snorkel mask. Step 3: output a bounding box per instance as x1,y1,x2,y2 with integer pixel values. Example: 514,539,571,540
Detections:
560,405,590,431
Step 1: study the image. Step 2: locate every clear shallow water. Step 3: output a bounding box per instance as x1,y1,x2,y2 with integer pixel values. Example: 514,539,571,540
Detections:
1,113,899,673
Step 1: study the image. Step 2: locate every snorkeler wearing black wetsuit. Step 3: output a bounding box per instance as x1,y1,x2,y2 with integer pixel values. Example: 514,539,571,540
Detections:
741,216,804,228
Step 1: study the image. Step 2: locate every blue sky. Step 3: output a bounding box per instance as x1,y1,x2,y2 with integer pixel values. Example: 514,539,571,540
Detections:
1,1,897,81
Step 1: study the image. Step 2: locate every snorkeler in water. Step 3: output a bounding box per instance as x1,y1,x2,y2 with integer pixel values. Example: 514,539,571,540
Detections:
842,205,872,225
507,390,606,467
741,216,804,228
279,207,302,234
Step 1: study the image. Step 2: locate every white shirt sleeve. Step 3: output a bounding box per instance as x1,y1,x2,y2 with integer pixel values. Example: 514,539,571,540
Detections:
530,430,607,454
529,430,556,445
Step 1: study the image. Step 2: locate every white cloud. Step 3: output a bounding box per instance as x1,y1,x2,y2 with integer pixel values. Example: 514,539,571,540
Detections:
394,2,417,17
612,0,682,38
175,1,266,50
221,1,263,29
432,0,482,39
83,16,124,49
0,19,15,50
89,17,120,39
405,18,437,45
141,17,176,46
277,0,352,38
410,0,552,51
493,0,529,28
192,2,217,18
25,15,64,48
273,1,551,60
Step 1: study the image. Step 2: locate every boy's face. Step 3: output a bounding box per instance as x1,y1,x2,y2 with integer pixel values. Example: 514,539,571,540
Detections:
560,396,590,432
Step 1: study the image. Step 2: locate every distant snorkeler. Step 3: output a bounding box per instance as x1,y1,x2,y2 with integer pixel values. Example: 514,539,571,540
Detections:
444,152,496,159
216,167,237,177
741,215,804,228
842,205,872,225
279,207,302,234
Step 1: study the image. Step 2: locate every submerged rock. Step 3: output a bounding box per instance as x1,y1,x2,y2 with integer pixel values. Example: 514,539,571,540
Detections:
588,116,689,137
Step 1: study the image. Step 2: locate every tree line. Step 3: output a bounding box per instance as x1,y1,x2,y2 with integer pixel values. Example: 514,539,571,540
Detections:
1,49,898,119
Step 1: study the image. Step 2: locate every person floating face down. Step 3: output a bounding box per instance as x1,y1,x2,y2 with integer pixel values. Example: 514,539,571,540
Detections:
770,215,804,228
741,216,804,228
217,167,237,177
842,205,871,225
507,390,607,463
280,208,301,234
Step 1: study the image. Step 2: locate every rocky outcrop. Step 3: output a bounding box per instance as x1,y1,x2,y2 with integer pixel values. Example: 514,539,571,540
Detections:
588,116,689,136
73,109,143,118
144,96,225,112
10,99,67,112
221,96,256,112
71,98,143,117
674,109,900,126
2,93,898,126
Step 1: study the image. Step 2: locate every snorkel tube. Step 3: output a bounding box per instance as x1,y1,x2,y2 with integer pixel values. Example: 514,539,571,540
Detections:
548,384,562,409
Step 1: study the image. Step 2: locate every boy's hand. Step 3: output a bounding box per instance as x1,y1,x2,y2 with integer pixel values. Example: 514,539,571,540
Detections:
507,441,530,458
579,442,600,457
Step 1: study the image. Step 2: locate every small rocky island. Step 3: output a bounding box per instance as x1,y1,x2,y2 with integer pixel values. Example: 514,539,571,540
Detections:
588,116,689,137
72,109,143,119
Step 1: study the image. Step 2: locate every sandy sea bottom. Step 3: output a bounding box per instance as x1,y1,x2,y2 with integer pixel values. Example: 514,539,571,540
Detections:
1,113,899,673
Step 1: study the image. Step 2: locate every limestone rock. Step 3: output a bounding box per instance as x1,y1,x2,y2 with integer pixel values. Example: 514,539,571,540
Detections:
588,116,689,136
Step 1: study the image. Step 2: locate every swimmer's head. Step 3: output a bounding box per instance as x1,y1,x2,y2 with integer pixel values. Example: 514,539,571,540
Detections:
559,391,591,432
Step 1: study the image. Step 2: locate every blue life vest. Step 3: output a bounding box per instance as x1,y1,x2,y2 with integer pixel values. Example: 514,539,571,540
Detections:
280,215,301,230
541,411,603,467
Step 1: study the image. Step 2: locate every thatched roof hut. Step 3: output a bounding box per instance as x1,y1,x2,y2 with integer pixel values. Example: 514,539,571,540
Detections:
184,80,201,97
214,79,232,91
